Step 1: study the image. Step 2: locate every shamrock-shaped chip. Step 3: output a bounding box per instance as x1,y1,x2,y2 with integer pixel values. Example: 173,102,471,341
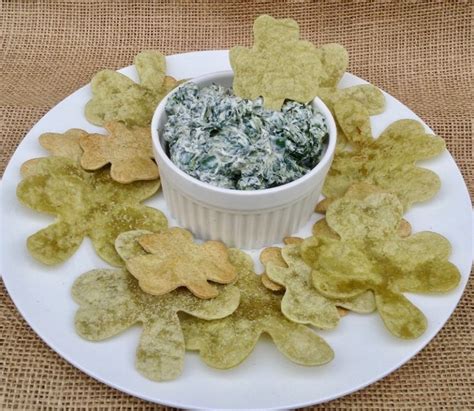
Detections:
20,129,86,177
16,157,167,266
315,43,349,88
72,266,239,381
259,237,304,292
323,119,445,210
134,50,167,90
260,247,286,292
181,248,334,369
302,191,460,339
38,129,86,162
80,122,158,183
85,50,179,126
312,45,384,150
319,84,386,147
265,244,375,329
230,15,322,110
125,227,237,299
320,84,385,116
315,183,413,238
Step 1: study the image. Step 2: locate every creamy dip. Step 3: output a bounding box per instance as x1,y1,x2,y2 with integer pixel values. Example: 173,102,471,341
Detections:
163,82,328,190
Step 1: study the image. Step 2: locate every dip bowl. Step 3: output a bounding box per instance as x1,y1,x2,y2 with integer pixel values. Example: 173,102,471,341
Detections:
151,70,337,249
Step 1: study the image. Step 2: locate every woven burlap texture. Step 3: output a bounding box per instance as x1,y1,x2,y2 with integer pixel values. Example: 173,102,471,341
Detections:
1,1,472,410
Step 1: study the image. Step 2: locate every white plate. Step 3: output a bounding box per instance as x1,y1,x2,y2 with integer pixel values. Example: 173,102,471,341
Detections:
1,51,472,410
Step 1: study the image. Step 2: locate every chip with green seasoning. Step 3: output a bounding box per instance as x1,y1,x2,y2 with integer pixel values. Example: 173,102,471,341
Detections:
302,190,460,339
333,98,372,146
315,183,413,238
134,50,167,91
181,248,334,369
20,129,86,177
115,229,151,261
319,84,385,147
315,43,349,88
16,157,167,266
265,244,375,329
85,50,180,126
260,246,286,292
71,229,240,381
72,268,240,381
230,15,322,110
259,237,304,292
323,119,445,210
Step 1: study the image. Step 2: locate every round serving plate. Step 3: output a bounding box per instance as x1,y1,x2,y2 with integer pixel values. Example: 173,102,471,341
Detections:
0,50,472,410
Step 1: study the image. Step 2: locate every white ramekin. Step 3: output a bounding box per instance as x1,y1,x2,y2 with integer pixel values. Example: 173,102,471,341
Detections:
151,71,337,249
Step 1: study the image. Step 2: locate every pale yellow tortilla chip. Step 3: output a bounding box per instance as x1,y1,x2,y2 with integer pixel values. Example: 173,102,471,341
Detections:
20,129,86,177
71,229,241,381
125,228,237,299
259,247,285,292
283,236,304,245
260,237,304,292
80,121,159,183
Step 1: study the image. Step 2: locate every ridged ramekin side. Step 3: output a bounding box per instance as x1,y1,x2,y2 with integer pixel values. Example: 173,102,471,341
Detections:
161,176,324,249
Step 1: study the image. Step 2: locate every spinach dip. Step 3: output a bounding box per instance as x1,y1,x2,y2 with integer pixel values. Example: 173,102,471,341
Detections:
163,82,328,190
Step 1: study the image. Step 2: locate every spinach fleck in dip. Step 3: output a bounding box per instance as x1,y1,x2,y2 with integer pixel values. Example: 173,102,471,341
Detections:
163,82,328,190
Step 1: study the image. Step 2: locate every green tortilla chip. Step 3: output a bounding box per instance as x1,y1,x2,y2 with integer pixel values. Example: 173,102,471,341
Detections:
72,267,240,381
314,184,413,238
85,51,179,126
319,84,385,147
312,218,340,239
134,50,167,91
315,43,349,88
323,119,446,210
333,98,372,146
302,190,460,339
20,129,86,177
114,229,151,261
319,84,385,117
259,237,303,292
85,69,155,126
230,15,322,110
72,229,240,381
181,248,334,368
266,244,375,329
16,157,167,266
338,84,385,115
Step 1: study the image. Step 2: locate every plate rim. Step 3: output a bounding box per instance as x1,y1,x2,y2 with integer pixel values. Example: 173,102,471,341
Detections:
1,49,472,410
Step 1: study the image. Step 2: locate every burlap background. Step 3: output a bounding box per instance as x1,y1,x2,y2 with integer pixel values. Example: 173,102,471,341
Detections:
1,1,472,409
